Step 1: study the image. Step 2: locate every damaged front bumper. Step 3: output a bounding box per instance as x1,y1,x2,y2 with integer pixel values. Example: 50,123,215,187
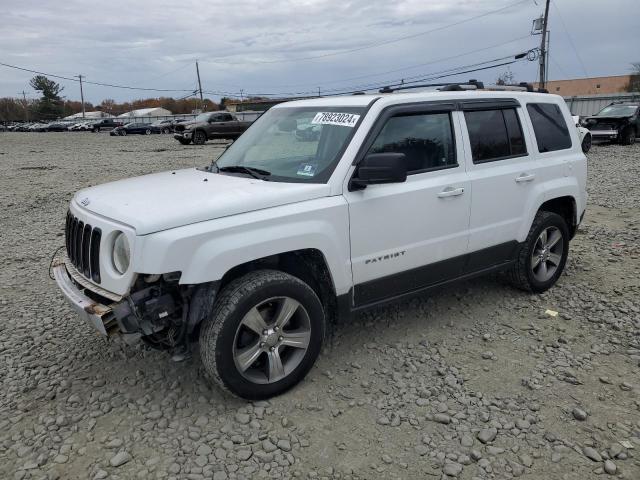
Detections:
52,260,119,336
590,130,619,140
173,131,192,141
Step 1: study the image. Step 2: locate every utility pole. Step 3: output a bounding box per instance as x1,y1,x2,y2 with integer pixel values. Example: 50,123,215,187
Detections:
22,90,29,122
538,0,551,90
77,74,86,118
195,61,204,110
318,87,321,97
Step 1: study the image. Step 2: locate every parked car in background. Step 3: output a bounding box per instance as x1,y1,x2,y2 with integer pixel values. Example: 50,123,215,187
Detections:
47,122,69,132
91,118,124,132
573,116,592,153
150,119,174,134
581,102,639,145
29,123,49,132
110,122,153,136
68,122,93,131
173,112,251,145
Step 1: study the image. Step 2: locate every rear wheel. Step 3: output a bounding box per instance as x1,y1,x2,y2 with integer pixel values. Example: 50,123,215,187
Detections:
619,127,636,145
508,211,569,293
163,127,170,134
145,129,151,135
581,133,592,153
193,130,207,145
199,270,325,399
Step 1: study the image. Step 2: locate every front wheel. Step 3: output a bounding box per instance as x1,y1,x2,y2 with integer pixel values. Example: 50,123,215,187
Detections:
192,130,207,145
508,211,569,293
199,270,325,400
145,129,151,135
619,127,636,145
120,130,127,136
581,133,592,153
163,127,170,134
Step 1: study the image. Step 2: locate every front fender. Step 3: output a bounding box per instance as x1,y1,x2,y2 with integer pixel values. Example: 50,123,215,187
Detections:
134,196,353,295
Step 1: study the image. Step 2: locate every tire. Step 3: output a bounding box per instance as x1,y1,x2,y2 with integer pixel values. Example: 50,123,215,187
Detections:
145,129,151,135
120,130,127,136
508,211,570,293
93,128,99,133
193,130,207,145
581,133,591,153
163,127,170,134
178,138,191,145
199,270,325,400
619,127,636,145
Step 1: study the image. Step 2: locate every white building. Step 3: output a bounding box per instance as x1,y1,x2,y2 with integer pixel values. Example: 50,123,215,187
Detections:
117,107,172,119
63,111,110,120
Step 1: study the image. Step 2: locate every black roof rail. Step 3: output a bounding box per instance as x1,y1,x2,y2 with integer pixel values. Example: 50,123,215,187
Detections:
379,79,484,93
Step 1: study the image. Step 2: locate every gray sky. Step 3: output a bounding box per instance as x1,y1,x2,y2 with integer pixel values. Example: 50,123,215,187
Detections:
1,0,638,103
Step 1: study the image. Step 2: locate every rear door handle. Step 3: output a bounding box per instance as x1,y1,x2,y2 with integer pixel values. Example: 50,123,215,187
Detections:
437,186,465,198
515,173,536,183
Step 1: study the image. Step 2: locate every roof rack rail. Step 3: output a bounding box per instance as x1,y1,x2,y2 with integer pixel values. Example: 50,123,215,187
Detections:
379,79,550,95
379,79,484,94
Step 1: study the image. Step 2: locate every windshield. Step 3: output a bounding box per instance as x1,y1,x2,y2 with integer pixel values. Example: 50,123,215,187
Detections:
595,105,638,116
195,113,212,122
214,106,365,183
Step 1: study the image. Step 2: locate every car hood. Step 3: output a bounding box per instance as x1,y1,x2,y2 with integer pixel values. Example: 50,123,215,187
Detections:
585,115,631,121
74,168,331,235
175,121,199,130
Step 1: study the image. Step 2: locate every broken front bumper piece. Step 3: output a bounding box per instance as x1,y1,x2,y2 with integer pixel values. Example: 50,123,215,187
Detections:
52,261,119,336
173,132,192,141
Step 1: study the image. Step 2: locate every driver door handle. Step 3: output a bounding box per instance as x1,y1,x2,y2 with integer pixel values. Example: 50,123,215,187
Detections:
515,173,536,183
437,186,465,198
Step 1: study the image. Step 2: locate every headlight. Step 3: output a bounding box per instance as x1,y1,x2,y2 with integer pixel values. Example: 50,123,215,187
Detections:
112,232,130,274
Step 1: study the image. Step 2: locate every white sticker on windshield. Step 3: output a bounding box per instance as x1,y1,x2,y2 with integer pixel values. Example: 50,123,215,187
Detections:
311,112,360,128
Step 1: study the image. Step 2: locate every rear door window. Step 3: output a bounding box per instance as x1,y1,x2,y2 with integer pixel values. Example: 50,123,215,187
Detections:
526,103,572,152
464,108,527,163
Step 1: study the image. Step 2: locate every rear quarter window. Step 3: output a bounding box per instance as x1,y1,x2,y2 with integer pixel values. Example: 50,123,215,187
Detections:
526,103,572,152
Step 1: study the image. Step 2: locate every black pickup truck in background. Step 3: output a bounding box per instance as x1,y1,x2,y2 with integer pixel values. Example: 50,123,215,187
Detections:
173,112,252,145
91,118,124,132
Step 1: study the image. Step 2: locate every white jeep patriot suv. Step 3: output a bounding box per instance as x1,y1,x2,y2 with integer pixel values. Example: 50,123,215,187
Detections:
54,88,587,399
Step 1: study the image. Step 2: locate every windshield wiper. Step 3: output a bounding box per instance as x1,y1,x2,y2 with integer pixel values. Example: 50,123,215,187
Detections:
217,165,271,180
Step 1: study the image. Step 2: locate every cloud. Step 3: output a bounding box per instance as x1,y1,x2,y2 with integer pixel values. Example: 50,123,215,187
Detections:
0,0,637,102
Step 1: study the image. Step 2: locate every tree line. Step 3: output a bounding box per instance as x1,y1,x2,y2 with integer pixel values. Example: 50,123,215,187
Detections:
0,75,259,122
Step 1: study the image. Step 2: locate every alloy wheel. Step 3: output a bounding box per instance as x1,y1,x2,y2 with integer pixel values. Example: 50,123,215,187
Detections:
531,226,564,283
232,297,311,384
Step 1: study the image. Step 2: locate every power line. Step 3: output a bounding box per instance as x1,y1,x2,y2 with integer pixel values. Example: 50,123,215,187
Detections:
198,0,531,65
202,52,531,99
246,35,533,90
550,0,588,77
0,61,194,93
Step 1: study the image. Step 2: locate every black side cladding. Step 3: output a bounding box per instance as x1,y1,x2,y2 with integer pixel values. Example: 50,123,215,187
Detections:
65,211,102,284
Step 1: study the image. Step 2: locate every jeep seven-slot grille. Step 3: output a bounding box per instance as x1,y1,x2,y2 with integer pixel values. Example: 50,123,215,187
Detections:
65,212,102,283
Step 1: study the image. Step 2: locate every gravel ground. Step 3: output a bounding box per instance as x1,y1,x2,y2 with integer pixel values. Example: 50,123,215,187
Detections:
0,132,639,480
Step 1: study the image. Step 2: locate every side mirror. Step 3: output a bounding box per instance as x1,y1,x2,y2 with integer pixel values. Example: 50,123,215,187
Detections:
350,153,407,189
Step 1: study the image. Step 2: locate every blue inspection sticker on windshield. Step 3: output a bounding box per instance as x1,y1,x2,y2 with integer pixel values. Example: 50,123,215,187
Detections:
297,164,317,177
